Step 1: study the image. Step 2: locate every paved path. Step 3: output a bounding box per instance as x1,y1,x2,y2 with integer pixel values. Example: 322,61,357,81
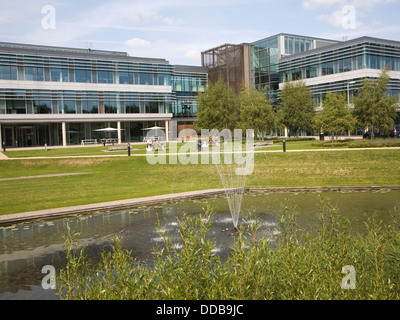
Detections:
0,172,93,182
0,152,8,160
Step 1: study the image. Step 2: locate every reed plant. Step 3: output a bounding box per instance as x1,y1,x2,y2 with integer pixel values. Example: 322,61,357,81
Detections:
56,201,400,300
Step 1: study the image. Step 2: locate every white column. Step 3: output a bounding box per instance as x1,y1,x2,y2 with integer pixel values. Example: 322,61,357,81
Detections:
284,127,288,138
117,121,121,144
165,120,169,142
62,122,67,147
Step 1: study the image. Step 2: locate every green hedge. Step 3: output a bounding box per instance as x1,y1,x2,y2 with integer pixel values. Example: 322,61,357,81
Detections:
312,139,400,148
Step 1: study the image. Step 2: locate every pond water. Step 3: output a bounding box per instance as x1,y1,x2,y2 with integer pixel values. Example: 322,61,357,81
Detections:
0,189,399,300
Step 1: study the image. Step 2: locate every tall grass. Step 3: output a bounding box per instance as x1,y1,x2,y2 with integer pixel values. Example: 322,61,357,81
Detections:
56,201,400,300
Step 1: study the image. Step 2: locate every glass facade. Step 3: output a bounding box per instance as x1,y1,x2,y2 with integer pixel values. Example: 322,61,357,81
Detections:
250,35,318,103
0,42,208,146
172,69,207,118
279,41,400,82
279,39,400,107
251,37,280,103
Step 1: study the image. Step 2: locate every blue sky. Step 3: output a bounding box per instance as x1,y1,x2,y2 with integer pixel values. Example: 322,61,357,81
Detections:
0,0,399,65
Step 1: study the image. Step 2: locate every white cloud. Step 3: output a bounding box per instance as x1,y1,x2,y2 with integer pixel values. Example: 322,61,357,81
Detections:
303,0,397,10
125,37,151,48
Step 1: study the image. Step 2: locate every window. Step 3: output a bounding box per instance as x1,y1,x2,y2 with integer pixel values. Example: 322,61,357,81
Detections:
58,100,76,114
81,100,98,113
321,62,334,76
104,100,117,113
0,65,17,80
75,69,91,83
25,67,44,81
309,65,318,78
6,100,25,114
33,99,51,114
339,58,352,73
158,74,171,86
125,101,140,113
24,56,44,81
139,73,154,85
98,70,113,84
145,100,158,113
119,72,134,84
50,68,68,82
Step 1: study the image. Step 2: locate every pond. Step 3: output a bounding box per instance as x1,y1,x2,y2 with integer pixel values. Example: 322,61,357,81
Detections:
0,189,399,300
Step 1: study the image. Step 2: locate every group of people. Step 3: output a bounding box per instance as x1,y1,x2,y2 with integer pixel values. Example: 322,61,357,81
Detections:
146,138,166,151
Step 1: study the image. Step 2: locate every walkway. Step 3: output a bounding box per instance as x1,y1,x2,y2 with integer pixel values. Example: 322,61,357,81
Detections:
0,172,93,182
1,147,400,161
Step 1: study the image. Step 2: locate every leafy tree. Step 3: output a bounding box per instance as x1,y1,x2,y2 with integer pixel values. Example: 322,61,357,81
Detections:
195,76,239,131
353,69,398,138
314,92,356,141
279,80,315,137
239,85,276,140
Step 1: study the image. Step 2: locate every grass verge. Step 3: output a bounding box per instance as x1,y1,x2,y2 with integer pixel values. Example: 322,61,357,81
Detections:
0,149,399,215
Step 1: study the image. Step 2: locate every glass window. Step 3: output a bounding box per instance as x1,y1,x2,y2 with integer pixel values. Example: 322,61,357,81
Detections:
158,74,171,86
50,68,68,82
289,37,294,54
322,62,334,75
145,100,158,113
104,100,117,113
119,72,134,84
125,101,140,113
0,65,17,80
6,100,25,114
139,73,154,85
369,55,380,69
338,58,352,73
75,69,91,83
63,100,76,114
82,100,98,113
33,99,51,114
268,37,278,49
356,55,363,70
98,71,114,84
295,38,300,54
25,67,44,81
291,69,301,80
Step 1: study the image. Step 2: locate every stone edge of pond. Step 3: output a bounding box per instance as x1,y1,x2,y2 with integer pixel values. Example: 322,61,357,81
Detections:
1,185,399,226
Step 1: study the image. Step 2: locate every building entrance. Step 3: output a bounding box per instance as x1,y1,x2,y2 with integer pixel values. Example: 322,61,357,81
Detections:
18,126,35,147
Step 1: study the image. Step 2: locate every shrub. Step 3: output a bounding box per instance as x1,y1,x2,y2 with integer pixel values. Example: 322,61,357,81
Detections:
56,202,400,300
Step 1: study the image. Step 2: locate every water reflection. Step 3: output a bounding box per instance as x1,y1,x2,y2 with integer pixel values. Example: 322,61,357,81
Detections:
0,189,399,300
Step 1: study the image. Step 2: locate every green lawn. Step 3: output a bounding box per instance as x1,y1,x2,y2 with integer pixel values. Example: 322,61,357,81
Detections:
2,140,335,158
0,148,399,215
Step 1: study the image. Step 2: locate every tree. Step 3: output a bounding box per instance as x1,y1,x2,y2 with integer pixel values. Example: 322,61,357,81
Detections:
279,80,315,137
314,92,356,142
239,84,276,140
195,76,239,131
353,69,398,138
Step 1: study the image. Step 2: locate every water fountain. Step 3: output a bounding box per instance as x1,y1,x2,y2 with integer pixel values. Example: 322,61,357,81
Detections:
209,129,255,230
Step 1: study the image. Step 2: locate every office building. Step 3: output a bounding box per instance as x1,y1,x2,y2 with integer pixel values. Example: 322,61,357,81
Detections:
202,33,400,126
0,42,207,147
